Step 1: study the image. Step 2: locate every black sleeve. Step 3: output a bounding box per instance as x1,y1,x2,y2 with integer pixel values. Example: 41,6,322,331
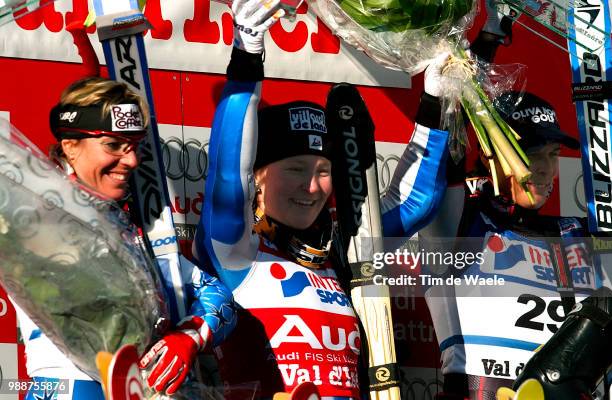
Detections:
469,15,513,63
414,92,442,129
469,31,504,63
226,47,264,82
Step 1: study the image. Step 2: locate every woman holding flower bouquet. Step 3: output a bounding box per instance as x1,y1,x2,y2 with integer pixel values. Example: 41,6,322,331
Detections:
419,12,612,400
15,77,237,400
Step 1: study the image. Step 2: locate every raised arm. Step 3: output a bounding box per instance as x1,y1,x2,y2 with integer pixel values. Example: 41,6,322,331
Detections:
380,54,453,238
379,105,450,238
193,0,284,288
193,62,262,285
381,2,514,239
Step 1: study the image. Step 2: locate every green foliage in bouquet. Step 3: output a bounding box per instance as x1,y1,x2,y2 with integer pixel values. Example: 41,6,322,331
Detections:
339,0,472,32
0,210,154,358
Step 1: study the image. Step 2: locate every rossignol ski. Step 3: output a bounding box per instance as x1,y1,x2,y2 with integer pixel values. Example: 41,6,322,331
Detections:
327,83,401,400
93,0,188,323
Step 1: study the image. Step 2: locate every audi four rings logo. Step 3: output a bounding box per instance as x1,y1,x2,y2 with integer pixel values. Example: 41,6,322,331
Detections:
160,136,400,195
160,137,209,181
402,377,442,400
377,153,400,195
375,366,391,382
574,173,587,212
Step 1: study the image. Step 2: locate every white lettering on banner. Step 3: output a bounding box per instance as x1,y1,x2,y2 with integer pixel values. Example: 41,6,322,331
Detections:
0,297,7,317
269,315,360,354
0,0,410,87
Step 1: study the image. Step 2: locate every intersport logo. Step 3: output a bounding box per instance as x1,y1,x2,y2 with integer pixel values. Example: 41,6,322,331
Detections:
270,263,351,307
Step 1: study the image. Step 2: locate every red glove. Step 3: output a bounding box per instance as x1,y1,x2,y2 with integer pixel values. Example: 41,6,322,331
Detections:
139,316,211,395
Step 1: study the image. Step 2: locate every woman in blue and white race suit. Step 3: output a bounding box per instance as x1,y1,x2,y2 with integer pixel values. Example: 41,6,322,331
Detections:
191,0,450,398
15,77,236,400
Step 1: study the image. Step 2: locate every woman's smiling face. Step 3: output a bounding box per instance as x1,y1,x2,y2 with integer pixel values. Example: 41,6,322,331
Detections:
62,136,140,201
255,154,333,230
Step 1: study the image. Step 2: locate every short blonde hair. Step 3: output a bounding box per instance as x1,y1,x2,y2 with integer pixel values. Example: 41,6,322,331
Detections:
49,77,149,161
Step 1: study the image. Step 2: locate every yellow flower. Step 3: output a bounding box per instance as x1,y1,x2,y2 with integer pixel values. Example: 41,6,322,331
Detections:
0,214,10,235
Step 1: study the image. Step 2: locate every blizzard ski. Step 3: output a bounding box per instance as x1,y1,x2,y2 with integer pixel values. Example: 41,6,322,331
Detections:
567,0,612,233
498,0,612,233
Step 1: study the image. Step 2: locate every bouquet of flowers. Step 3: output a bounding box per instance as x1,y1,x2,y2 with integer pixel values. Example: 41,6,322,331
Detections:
308,0,533,197
0,119,168,381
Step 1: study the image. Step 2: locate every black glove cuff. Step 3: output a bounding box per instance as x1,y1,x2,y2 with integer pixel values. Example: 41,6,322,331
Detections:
415,93,442,129
227,47,264,82
500,15,513,38
470,31,504,63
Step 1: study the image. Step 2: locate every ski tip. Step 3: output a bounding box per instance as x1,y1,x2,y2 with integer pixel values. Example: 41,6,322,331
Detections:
291,382,321,400
84,10,96,28
108,344,145,400
273,382,321,400
496,386,516,400
95,351,113,399
514,379,545,400
496,379,546,400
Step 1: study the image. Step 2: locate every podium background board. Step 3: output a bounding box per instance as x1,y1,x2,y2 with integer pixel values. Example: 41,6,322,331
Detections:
0,0,585,398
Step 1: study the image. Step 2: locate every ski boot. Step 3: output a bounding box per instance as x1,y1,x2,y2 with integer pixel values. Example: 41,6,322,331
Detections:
512,287,612,400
